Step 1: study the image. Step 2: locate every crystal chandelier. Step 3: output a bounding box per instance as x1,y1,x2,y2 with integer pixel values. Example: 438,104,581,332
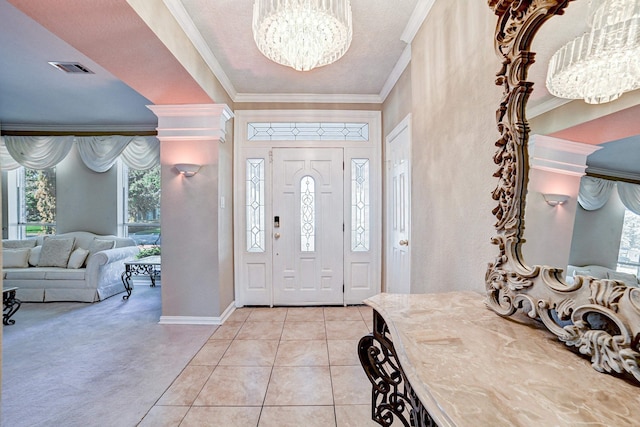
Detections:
546,0,640,104
252,0,352,72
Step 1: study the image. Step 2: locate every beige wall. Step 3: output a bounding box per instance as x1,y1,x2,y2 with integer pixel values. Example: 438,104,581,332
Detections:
407,0,498,293
382,66,412,138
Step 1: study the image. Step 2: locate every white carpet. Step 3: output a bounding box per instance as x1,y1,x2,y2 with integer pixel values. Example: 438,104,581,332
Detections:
2,283,216,427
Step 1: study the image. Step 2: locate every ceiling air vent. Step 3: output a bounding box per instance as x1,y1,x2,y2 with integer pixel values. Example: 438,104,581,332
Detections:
48,61,94,74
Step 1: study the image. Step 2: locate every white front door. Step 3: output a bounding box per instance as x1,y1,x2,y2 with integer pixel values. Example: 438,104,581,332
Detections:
272,148,344,305
386,116,411,293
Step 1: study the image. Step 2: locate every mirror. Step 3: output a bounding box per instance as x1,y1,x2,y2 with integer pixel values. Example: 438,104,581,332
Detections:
486,0,640,383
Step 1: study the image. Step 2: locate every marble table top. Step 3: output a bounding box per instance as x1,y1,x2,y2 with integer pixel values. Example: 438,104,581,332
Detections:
365,292,640,427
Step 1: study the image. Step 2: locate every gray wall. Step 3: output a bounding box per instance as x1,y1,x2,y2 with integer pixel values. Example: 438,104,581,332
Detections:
56,144,118,235
569,191,626,269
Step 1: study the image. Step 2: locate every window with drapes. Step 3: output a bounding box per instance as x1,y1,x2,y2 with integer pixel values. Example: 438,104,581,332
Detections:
1,135,160,239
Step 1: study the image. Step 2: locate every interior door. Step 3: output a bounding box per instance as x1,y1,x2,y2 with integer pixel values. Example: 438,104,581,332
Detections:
272,148,344,305
386,117,411,293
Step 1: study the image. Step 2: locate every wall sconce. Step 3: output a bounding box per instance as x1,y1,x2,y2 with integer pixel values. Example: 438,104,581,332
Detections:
175,163,201,177
543,193,569,207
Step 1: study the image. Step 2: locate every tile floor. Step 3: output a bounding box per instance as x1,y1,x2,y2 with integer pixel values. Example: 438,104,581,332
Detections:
139,306,379,427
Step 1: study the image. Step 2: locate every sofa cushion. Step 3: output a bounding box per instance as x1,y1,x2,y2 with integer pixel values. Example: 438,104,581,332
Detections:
44,269,86,280
38,237,75,268
4,268,47,280
2,239,37,249
67,248,90,269
88,238,116,256
29,245,42,266
3,248,31,268
607,271,639,287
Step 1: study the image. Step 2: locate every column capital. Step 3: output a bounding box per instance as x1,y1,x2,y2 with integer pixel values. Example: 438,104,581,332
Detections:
148,104,234,142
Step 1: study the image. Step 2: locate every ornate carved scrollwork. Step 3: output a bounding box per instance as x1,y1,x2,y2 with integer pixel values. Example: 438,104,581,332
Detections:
358,311,437,427
486,0,640,383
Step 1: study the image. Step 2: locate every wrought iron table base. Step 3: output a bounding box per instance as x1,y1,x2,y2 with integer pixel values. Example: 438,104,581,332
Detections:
121,264,160,300
358,310,437,427
3,288,22,325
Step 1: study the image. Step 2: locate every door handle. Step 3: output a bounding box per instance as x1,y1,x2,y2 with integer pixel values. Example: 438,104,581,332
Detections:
274,233,281,239
399,239,409,246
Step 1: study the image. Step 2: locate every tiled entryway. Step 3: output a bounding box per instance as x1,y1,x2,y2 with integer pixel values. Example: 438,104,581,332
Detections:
139,306,378,427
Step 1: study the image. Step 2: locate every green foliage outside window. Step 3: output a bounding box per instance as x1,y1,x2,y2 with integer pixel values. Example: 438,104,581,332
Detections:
128,166,160,223
24,168,56,235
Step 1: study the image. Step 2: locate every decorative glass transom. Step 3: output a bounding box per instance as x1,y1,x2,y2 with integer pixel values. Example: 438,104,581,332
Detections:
248,122,369,141
300,176,316,252
246,159,265,253
351,159,370,251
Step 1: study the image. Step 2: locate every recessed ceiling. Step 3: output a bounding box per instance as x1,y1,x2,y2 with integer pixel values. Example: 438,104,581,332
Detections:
173,0,419,102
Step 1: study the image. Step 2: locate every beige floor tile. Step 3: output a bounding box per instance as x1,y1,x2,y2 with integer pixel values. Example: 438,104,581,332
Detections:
274,340,329,366
194,366,272,406
156,365,214,406
264,366,334,406
258,406,336,427
218,339,279,366
138,405,189,427
236,321,284,340
331,365,371,405
209,321,244,340
325,320,370,340
328,340,360,366
181,406,261,427
285,307,325,322
280,321,326,340
246,307,287,322
226,308,253,322
324,306,366,321
335,404,380,427
189,340,231,366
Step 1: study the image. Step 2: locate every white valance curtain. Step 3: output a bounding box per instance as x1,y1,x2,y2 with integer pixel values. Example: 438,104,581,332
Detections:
0,135,159,172
578,176,640,215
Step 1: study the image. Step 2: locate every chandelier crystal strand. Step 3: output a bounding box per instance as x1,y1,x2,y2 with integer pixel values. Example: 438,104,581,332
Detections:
546,0,640,104
252,0,352,71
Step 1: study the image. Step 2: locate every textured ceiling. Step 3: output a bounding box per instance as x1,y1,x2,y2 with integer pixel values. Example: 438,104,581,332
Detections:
178,0,418,98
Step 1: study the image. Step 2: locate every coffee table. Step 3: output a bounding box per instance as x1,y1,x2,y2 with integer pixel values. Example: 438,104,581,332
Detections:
121,256,161,300
3,287,21,325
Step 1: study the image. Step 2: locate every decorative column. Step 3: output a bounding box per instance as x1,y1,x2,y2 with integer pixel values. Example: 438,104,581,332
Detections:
148,104,234,324
523,135,601,270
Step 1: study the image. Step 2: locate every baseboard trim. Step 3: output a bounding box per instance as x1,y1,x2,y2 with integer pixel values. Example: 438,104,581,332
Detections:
158,301,236,325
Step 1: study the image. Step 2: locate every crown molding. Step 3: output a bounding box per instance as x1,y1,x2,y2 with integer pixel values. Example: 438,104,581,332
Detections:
401,0,436,43
162,0,237,100
529,134,602,177
586,166,640,183
233,92,383,104
0,123,157,133
380,44,411,103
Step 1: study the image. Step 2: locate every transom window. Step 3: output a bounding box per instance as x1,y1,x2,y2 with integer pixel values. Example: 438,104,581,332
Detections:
248,122,369,141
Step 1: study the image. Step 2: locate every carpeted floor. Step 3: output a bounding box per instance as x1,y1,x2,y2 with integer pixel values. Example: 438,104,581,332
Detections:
2,282,216,427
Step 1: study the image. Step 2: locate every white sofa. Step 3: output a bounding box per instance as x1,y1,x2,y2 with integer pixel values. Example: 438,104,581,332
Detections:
2,231,140,302
566,264,640,287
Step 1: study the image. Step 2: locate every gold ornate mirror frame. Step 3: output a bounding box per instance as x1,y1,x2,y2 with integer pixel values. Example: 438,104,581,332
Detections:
486,0,640,383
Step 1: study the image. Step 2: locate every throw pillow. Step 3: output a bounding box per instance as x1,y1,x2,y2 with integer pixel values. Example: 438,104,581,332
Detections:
3,239,37,249
607,271,639,287
85,238,116,267
29,245,42,266
67,248,90,269
3,248,31,268
37,237,75,268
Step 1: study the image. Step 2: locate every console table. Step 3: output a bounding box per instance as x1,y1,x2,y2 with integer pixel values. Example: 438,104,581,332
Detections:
121,256,161,300
3,287,21,325
358,292,640,426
